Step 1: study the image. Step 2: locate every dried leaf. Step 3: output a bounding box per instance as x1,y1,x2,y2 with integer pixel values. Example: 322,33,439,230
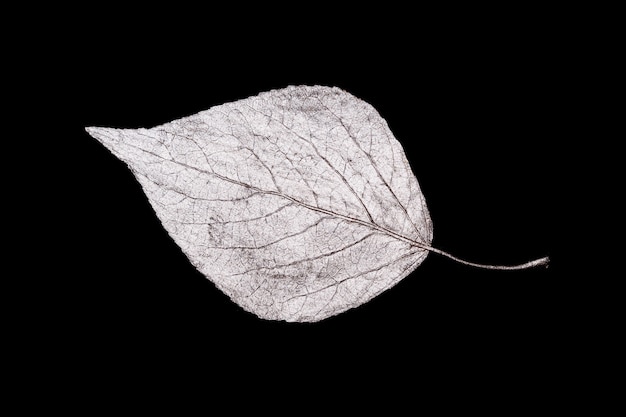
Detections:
86,85,548,322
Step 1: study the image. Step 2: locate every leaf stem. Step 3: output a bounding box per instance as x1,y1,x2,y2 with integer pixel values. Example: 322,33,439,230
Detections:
425,246,550,270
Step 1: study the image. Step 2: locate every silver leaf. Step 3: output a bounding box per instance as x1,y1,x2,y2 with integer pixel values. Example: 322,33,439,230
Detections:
87,85,547,322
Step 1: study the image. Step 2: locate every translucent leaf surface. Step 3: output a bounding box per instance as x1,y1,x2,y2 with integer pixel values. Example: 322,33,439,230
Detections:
87,85,547,322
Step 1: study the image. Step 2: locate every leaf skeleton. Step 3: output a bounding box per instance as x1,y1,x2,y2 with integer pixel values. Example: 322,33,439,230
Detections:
86,85,549,322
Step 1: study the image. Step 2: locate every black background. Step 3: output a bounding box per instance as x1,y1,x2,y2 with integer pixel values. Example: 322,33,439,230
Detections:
32,5,567,408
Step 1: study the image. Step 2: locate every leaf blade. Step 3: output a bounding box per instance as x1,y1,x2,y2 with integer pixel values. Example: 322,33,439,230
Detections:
87,85,433,321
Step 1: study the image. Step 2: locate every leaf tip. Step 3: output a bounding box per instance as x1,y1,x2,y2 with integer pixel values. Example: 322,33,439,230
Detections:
84,126,121,147
84,126,103,139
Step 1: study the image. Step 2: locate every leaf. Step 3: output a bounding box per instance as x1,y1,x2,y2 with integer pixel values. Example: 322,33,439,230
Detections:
86,85,548,322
